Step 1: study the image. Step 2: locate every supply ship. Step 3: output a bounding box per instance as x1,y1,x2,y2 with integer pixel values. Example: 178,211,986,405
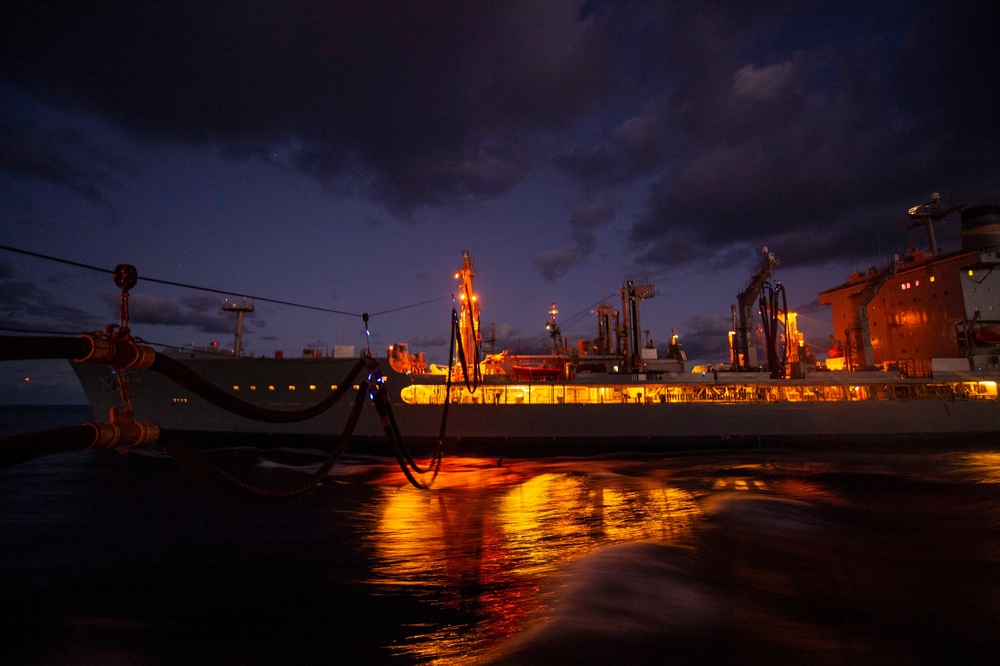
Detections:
71,200,1000,456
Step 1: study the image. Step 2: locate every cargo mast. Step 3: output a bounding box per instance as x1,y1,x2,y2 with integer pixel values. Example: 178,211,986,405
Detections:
222,298,254,356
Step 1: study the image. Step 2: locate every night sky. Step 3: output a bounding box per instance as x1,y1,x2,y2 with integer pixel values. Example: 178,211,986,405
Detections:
3,1,999,404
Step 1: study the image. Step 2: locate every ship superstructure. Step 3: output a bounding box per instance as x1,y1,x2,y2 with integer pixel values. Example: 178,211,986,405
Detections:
820,202,1000,376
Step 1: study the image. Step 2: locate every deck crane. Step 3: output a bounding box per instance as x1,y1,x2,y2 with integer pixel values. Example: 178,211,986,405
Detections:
846,256,902,370
758,280,788,379
735,247,779,371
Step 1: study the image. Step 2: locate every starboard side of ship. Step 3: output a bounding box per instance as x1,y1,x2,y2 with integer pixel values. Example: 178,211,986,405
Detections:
71,351,999,456
70,203,1000,456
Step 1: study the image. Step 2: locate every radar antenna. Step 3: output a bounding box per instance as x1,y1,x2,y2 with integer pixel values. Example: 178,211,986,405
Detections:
545,303,563,352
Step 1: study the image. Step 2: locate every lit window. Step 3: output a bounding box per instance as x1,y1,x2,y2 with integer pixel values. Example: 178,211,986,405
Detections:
250,385,257,390
915,280,920,286
969,270,975,276
268,385,275,391
232,385,239,390
309,385,317,390
330,385,337,390
929,276,936,282
288,385,296,391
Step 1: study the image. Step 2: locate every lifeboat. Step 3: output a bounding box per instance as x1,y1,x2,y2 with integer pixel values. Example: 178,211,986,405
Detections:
512,360,565,381
974,325,1000,345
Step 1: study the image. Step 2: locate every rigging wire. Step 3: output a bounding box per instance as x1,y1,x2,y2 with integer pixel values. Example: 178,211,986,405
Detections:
369,297,448,317
1,334,443,491
0,243,445,320
517,292,618,351
0,325,349,362
0,325,82,336
1,245,454,492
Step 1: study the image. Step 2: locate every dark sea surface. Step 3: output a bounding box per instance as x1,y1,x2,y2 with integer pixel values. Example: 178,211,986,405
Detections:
2,405,1000,664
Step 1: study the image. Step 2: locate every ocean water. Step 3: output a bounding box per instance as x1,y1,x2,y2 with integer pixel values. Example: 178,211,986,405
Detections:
2,405,1000,664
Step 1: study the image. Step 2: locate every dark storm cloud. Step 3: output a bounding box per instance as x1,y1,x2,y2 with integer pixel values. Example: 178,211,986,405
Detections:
409,334,451,350
532,197,618,279
0,277,105,332
410,323,521,352
554,96,673,190
678,313,733,363
533,250,580,282
99,293,235,334
0,265,254,337
795,298,832,318
558,2,1000,270
0,112,123,206
3,1,997,272
0,1,611,213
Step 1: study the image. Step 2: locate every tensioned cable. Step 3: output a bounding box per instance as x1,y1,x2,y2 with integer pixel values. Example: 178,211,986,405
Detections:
0,326,214,355
368,296,448,317
0,325,81,336
518,292,618,350
0,243,445,319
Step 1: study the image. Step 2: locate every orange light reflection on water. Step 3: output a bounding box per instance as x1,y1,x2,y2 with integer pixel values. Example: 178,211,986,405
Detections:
364,461,702,663
954,452,1000,484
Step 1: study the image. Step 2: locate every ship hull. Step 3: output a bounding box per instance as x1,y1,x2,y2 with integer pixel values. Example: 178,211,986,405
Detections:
71,356,1000,457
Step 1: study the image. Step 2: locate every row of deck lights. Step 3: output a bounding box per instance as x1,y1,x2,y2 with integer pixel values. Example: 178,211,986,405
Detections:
230,384,333,391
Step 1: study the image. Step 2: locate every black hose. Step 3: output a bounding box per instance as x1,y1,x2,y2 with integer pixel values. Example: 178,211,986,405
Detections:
159,386,370,501
758,282,789,379
0,425,99,468
149,354,365,423
383,398,441,478
1,335,366,423
370,311,455,486
372,387,440,489
381,311,455,477
0,335,92,361
2,337,442,492
453,309,481,393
